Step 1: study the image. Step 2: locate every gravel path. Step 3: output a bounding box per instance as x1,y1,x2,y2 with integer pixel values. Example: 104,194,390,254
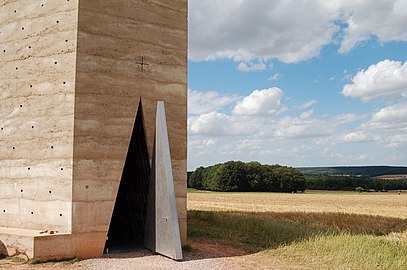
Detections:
0,241,294,270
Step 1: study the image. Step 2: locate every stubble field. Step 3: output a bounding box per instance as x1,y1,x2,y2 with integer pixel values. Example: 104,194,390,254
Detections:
188,190,407,218
1,190,407,269
187,190,407,269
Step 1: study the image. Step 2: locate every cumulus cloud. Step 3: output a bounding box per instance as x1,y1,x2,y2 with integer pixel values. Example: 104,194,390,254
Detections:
232,88,286,116
189,0,407,63
187,88,407,169
339,0,407,53
189,0,338,63
342,60,407,102
188,90,238,115
188,112,233,136
363,102,407,130
237,62,267,72
274,115,331,139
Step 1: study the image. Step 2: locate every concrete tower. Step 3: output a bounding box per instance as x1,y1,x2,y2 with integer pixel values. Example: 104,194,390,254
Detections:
0,0,187,260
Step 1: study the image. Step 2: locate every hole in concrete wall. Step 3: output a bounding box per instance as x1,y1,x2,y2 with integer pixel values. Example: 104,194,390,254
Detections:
20,105,23,108
41,4,44,7
1,127,3,130
3,50,5,53
2,210,5,213
21,27,24,30
20,189,23,192
30,85,33,88
63,81,66,84
60,168,63,171
16,67,18,70
31,212,33,215
31,126,34,129
60,214,62,217
12,147,15,150
51,146,54,149
106,100,150,250
85,185,89,189
56,21,60,24
54,61,58,64
49,190,52,194
14,10,16,13
65,40,68,42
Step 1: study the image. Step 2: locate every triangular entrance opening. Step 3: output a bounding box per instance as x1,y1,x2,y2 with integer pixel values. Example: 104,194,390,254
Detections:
105,100,150,251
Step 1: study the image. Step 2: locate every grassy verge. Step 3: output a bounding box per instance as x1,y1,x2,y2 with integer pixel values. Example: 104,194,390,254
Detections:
269,234,407,270
28,257,80,265
188,210,407,269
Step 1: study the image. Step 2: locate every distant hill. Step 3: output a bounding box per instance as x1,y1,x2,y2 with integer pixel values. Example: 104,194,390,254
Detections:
298,166,407,177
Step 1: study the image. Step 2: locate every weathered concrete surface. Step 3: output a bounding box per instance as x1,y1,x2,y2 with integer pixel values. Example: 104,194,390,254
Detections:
0,0,78,233
0,0,187,260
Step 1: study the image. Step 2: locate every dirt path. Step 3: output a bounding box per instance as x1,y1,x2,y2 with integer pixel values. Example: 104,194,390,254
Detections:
0,241,297,270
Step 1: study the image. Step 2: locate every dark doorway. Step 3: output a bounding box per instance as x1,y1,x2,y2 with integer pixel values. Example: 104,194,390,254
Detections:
106,100,151,251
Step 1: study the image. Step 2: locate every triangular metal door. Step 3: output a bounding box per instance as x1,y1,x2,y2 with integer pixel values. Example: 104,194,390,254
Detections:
144,101,183,261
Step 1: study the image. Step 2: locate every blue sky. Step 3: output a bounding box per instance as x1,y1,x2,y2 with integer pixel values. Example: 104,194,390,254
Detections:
187,0,407,170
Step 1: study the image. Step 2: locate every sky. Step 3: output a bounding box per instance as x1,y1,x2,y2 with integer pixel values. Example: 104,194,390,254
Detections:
187,0,407,170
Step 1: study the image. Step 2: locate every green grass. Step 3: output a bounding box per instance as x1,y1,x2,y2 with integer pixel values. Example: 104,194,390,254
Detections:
188,210,407,269
28,257,80,265
270,234,407,270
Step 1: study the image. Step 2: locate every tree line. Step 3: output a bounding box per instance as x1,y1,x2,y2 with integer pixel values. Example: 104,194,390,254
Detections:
188,161,306,192
188,161,407,192
299,166,407,177
306,175,407,191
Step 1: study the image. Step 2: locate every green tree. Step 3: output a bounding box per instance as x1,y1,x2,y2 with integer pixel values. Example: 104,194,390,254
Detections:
215,161,248,191
188,166,204,189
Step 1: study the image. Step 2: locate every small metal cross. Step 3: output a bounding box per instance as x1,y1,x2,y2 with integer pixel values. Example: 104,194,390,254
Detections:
135,56,149,71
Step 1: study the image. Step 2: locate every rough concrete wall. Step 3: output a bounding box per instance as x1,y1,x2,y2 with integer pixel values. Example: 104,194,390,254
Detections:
0,0,78,232
72,0,187,245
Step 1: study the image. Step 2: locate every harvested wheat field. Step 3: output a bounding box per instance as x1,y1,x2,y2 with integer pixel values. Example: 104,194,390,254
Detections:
188,190,407,219
1,190,407,270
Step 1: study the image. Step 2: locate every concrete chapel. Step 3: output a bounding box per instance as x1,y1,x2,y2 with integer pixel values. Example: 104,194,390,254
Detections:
0,0,187,260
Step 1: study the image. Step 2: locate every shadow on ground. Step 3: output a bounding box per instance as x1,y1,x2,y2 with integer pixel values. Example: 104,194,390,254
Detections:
103,210,407,261
185,210,407,259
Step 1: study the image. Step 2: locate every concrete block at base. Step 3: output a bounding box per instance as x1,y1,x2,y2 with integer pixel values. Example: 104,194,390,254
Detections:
0,227,106,261
0,227,35,259
34,232,107,261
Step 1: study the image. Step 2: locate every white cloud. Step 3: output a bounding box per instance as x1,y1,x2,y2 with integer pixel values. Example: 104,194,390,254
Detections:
189,1,407,64
189,0,338,63
342,131,371,143
268,73,282,81
301,100,318,109
237,62,267,72
335,113,363,124
232,88,286,116
300,110,314,119
339,0,407,53
363,102,407,130
342,60,407,102
188,90,238,115
187,89,407,169
188,112,233,136
274,115,331,139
